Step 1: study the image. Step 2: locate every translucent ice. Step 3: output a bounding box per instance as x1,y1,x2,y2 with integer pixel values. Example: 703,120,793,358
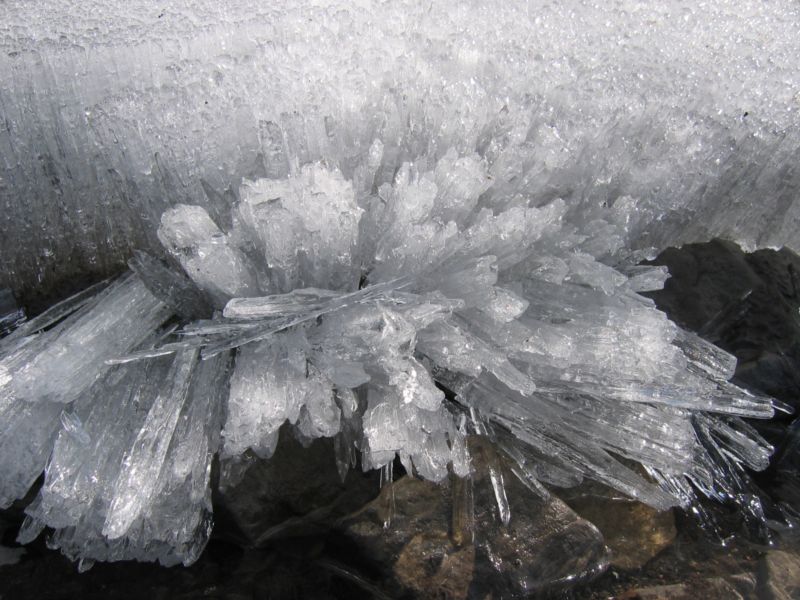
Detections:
20,347,230,566
158,205,259,308
0,0,797,569
2,0,799,298
0,276,170,509
237,165,362,292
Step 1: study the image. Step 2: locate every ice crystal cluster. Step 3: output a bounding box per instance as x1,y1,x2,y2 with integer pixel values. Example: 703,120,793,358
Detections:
0,0,799,568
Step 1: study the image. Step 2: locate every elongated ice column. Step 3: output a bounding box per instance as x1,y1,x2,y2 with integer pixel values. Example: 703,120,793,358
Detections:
20,348,230,566
158,205,259,308
0,275,170,508
2,275,171,405
221,329,326,458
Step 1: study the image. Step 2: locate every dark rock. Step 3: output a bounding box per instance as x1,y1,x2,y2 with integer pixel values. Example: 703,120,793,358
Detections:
644,239,800,527
0,536,380,600
644,240,800,410
214,426,380,547
644,239,762,332
337,437,609,599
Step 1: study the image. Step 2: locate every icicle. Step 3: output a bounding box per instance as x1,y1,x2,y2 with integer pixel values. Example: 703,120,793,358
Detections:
379,461,395,529
103,347,200,539
469,409,511,526
450,471,475,547
488,463,511,527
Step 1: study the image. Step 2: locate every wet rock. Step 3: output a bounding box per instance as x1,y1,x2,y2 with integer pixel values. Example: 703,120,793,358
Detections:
337,475,476,600
727,572,759,598
645,240,800,410
338,437,609,599
621,576,749,600
561,481,677,570
758,550,800,600
214,427,380,546
622,582,690,599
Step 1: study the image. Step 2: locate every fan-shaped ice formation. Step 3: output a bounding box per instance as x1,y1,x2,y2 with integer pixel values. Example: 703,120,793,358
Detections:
0,0,798,569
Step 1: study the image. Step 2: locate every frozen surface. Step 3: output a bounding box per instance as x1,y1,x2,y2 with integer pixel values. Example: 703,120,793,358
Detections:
0,0,798,569
1,0,799,300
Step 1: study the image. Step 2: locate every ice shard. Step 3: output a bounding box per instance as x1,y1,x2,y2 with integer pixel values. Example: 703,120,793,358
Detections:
20,347,230,566
0,275,170,509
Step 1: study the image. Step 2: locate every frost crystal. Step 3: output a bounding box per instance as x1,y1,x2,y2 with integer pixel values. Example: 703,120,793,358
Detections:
0,0,798,569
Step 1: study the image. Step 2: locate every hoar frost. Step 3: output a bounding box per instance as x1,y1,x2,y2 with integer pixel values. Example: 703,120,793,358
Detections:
0,0,798,570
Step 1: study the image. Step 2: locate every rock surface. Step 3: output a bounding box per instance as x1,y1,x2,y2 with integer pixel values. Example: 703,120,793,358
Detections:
758,550,800,600
620,576,752,600
645,240,800,410
215,427,379,547
561,481,677,571
338,437,610,599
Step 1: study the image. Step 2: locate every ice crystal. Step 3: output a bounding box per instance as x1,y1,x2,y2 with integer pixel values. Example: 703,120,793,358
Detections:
0,0,798,568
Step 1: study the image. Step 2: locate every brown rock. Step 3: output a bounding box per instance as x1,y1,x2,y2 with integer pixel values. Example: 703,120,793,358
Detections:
561,481,676,570
623,576,752,600
394,531,476,600
337,437,610,599
758,550,800,600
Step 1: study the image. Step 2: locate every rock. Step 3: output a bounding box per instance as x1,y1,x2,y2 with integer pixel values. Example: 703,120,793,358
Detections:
644,239,762,332
621,575,754,600
736,350,800,410
621,582,690,599
560,481,677,570
645,240,800,410
337,437,609,599
337,474,477,600
644,239,800,524
758,550,800,600
0,519,24,567
727,572,759,598
0,536,380,600
214,426,380,546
